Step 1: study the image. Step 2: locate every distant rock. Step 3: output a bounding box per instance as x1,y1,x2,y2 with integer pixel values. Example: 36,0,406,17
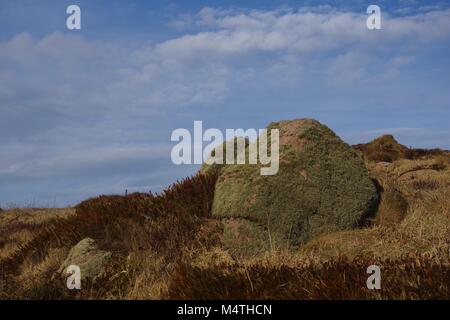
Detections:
57,238,111,282
354,134,408,162
206,119,378,245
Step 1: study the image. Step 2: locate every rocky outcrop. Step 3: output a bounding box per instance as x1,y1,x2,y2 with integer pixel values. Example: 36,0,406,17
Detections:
205,119,378,245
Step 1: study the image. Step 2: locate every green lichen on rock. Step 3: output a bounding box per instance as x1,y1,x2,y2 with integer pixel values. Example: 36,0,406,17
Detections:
207,119,378,245
199,136,249,177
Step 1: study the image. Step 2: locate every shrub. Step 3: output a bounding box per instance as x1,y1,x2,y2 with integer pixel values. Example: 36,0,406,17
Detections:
404,148,448,160
375,186,408,225
412,180,440,190
433,154,449,171
0,171,220,299
166,253,450,300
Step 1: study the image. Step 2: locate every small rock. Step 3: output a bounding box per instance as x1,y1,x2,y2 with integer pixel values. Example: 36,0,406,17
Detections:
57,237,111,282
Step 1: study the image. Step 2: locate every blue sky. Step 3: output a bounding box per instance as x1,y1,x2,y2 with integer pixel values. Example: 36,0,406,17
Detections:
1,0,450,206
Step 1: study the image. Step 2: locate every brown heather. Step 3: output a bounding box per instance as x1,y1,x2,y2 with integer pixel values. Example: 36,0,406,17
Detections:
1,135,449,300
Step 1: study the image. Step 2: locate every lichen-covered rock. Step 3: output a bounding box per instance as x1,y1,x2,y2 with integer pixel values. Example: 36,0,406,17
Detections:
58,237,111,282
199,136,249,177
207,119,378,245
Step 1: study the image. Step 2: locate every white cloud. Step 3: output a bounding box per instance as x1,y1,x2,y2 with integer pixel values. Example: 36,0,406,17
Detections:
1,6,450,205
168,7,450,55
2,7,449,117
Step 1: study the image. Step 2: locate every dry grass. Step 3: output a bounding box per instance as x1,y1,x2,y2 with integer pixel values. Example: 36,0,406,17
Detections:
0,172,220,299
167,249,450,300
166,154,450,299
1,140,449,300
0,208,75,259
302,155,450,259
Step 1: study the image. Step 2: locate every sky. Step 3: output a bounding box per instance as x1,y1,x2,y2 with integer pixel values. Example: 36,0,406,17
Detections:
1,0,450,207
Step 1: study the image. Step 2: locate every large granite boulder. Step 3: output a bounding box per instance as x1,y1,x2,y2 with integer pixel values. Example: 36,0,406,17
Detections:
203,119,378,245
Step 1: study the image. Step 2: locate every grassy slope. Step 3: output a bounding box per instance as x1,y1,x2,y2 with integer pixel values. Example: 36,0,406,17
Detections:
168,155,450,299
0,142,449,299
0,208,75,259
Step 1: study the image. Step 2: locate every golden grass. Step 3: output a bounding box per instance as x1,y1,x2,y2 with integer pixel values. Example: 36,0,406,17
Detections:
0,208,75,259
0,148,449,299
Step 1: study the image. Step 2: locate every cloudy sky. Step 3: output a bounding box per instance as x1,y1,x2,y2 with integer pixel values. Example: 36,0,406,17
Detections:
1,0,450,207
